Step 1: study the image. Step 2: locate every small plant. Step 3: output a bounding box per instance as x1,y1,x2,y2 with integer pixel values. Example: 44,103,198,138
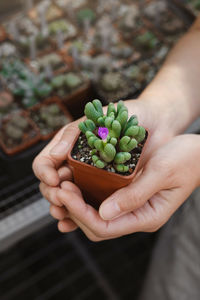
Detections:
77,8,96,25
97,71,136,103
48,19,77,40
31,53,64,72
135,31,159,51
5,115,29,141
0,59,52,108
31,100,72,137
51,72,83,97
78,100,146,173
0,42,17,58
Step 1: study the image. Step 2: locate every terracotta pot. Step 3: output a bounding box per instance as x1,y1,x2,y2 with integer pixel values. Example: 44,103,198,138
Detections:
67,130,149,208
30,96,73,141
0,110,41,156
0,25,7,42
58,80,93,119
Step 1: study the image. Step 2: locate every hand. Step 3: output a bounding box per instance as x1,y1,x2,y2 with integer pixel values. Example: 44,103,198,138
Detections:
33,99,176,235
54,135,200,241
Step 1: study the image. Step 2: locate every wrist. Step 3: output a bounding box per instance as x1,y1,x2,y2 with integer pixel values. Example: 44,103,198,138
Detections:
138,71,200,136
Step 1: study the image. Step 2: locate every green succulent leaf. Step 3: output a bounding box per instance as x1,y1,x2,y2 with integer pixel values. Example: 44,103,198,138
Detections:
94,139,104,151
104,118,121,138
124,116,138,132
124,125,139,137
117,100,126,115
92,155,107,168
99,143,116,163
116,109,128,130
78,119,96,134
97,115,106,126
84,99,103,124
109,137,117,146
135,126,146,143
90,149,97,155
114,152,131,164
119,136,138,152
86,131,99,148
114,164,129,173
107,103,116,117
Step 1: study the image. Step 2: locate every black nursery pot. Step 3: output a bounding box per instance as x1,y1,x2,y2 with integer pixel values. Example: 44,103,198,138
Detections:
0,140,49,180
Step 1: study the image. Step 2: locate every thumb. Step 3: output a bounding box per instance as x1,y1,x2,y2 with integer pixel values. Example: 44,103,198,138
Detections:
50,119,81,160
99,163,165,220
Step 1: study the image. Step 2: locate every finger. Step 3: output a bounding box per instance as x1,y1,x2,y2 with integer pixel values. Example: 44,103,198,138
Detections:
58,219,78,233
50,120,82,161
33,156,60,187
39,182,63,206
69,215,106,242
60,181,82,197
58,165,73,182
57,189,109,237
56,188,142,239
99,162,166,220
49,204,69,220
33,124,72,186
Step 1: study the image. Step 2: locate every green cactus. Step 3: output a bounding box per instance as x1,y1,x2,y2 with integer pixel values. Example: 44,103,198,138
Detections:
78,100,146,173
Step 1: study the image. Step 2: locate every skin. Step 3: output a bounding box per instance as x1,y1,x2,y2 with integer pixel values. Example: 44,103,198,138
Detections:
33,17,200,241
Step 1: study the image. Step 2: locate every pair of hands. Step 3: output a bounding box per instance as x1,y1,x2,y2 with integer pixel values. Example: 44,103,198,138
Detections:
33,99,200,241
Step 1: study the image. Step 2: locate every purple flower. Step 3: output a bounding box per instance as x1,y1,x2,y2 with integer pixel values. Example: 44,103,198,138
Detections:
98,127,109,140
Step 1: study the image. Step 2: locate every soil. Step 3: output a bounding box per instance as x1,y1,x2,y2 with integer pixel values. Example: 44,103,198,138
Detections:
72,132,147,176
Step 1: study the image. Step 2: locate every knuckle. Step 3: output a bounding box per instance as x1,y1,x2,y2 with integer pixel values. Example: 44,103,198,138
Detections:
117,199,130,212
117,189,139,212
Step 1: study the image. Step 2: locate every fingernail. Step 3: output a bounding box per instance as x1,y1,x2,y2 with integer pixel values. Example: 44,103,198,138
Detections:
50,141,69,155
99,201,121,220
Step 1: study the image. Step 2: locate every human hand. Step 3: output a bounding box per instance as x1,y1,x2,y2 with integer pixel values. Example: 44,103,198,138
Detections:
53,134,200,241
33,98,177,234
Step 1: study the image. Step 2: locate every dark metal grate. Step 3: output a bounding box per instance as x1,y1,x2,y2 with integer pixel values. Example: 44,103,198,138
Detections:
0,221,156,300
0,169,40,220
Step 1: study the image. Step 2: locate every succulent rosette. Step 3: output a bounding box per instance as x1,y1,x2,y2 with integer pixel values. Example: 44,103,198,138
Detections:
78,99,146,172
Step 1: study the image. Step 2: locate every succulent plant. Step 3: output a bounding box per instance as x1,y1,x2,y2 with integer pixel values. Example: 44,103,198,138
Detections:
77,8,96,24
101,72,124,92
55,0,87,9
5,115,29,140
48,20,77,40
51,72,83,97
78,100,146,172
0,58,52,108
124,61,157,90
31,53,63,72
32,102,70,136
119,4,140,32
0,42,18,58
135,31,159,51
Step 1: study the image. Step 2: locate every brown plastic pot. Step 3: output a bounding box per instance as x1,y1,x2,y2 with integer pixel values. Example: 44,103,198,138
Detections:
0,110,41,156
67,130,149,208
30,96,73,141
59,80,93,119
